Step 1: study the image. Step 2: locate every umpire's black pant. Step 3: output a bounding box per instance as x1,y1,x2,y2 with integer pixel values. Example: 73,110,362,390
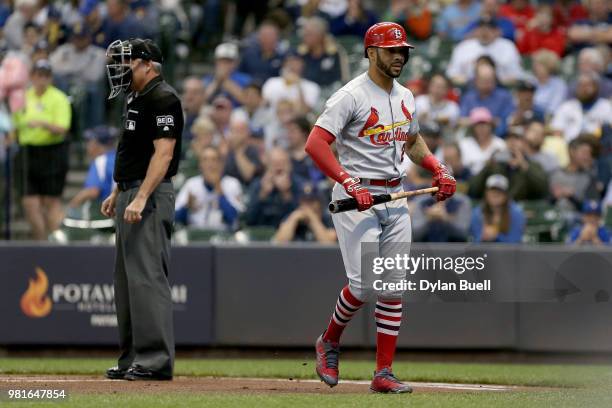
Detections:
114,182,175,377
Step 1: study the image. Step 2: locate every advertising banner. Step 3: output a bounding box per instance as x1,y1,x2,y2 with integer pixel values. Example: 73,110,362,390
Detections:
0,245,214,345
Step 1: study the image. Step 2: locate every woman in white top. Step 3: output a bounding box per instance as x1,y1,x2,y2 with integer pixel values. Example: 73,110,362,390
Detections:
459,107,507,175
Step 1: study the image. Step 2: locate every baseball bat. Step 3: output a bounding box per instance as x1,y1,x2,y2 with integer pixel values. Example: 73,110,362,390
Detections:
329,186,439,214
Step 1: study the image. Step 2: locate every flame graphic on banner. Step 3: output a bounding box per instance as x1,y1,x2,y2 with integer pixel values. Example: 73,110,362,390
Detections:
20,267,52,318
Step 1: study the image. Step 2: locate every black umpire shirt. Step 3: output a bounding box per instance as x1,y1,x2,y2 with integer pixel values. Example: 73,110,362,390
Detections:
114,75,183,182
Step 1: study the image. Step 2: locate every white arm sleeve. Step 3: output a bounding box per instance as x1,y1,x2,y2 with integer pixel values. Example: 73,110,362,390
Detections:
223,178,245,212
175,177,196,210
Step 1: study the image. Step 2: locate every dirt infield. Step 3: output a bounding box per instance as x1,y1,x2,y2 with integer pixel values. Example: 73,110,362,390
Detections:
0,375,541,395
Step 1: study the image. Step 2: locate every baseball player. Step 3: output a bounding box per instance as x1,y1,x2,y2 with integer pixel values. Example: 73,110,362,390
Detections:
305,22,456,393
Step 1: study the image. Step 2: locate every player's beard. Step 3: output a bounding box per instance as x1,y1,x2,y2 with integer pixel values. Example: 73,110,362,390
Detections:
375,53,403,78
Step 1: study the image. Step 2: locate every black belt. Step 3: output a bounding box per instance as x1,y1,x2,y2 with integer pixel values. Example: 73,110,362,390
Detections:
116,178,172,192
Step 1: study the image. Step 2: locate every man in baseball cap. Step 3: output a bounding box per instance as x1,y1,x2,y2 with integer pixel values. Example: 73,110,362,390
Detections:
485,173,509,191
50,22,107,127
203,42,250,106
68,126,118,209
307,20,456,395
363,22,414,77
214,42,239,60
568,200,611,245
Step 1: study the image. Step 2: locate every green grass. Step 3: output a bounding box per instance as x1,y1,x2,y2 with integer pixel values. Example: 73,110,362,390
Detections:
4,390,612,408
1,357,611,388
1,358,612,407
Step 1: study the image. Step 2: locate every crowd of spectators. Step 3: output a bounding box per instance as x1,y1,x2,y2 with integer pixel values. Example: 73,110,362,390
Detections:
0,0,610,245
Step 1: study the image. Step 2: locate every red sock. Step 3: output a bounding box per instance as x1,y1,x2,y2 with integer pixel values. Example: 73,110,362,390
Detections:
375,299,402,371
322,285,364,343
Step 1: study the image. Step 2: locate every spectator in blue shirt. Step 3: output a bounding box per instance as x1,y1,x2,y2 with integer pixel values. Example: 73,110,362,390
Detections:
238,21,287,85
462,0,515,41
470,174,525,243
569,200,611,245
436,0,482,42
96,0,149,48
204,42,251,107
460,63,515,137
532,49,568,116
0,0,11,28
286,116,324,184
273,183,336,243
411,192,472,242
598,124,612,187
330,0,378,38
181,77,206,144
245,147,304,227
68,126,117,209
224,114,263,185
506,80,545,134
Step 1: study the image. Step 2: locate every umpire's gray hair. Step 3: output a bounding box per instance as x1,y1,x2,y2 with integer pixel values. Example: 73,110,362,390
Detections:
152,62,162,74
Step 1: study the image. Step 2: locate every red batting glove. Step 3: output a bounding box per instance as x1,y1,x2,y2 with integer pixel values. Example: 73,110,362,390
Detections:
342,177,373,211
432,164,456,202
421,154,456,202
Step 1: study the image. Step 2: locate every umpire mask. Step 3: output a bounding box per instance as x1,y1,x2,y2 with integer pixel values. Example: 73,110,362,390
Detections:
105,39,133,99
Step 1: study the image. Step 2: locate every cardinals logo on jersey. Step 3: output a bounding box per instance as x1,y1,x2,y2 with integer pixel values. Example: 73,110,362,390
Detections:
359,100,413,146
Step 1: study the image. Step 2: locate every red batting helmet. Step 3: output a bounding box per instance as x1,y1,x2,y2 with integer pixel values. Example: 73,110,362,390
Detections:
364,22,414,58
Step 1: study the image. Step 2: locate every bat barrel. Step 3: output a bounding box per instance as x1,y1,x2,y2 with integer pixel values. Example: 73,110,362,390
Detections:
328,198,358,214
329,194,392,214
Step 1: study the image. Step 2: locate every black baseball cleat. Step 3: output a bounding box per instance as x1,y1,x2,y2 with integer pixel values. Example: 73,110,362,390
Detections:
124,365,173,381
105,366,128,380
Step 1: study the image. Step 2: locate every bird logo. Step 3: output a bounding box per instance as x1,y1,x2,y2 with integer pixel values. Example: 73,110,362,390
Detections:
358,101,413,146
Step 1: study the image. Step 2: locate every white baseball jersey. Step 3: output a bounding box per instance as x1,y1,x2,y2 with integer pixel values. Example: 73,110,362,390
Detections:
175,175,244,230
315,72,420,180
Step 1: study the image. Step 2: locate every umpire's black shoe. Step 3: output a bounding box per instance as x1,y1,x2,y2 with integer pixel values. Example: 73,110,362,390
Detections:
124,365,173,381
105,366,128,380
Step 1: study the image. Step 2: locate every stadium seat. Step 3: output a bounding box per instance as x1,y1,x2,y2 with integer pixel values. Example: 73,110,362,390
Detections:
63,200,114,225
185,228,234,243
241,226,277,242
519,200,564,243
49,227,114,244
55,200,115,243
605,207,612,228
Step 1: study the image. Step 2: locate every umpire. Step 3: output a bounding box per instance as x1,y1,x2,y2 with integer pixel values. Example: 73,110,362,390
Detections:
101,38,183,381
